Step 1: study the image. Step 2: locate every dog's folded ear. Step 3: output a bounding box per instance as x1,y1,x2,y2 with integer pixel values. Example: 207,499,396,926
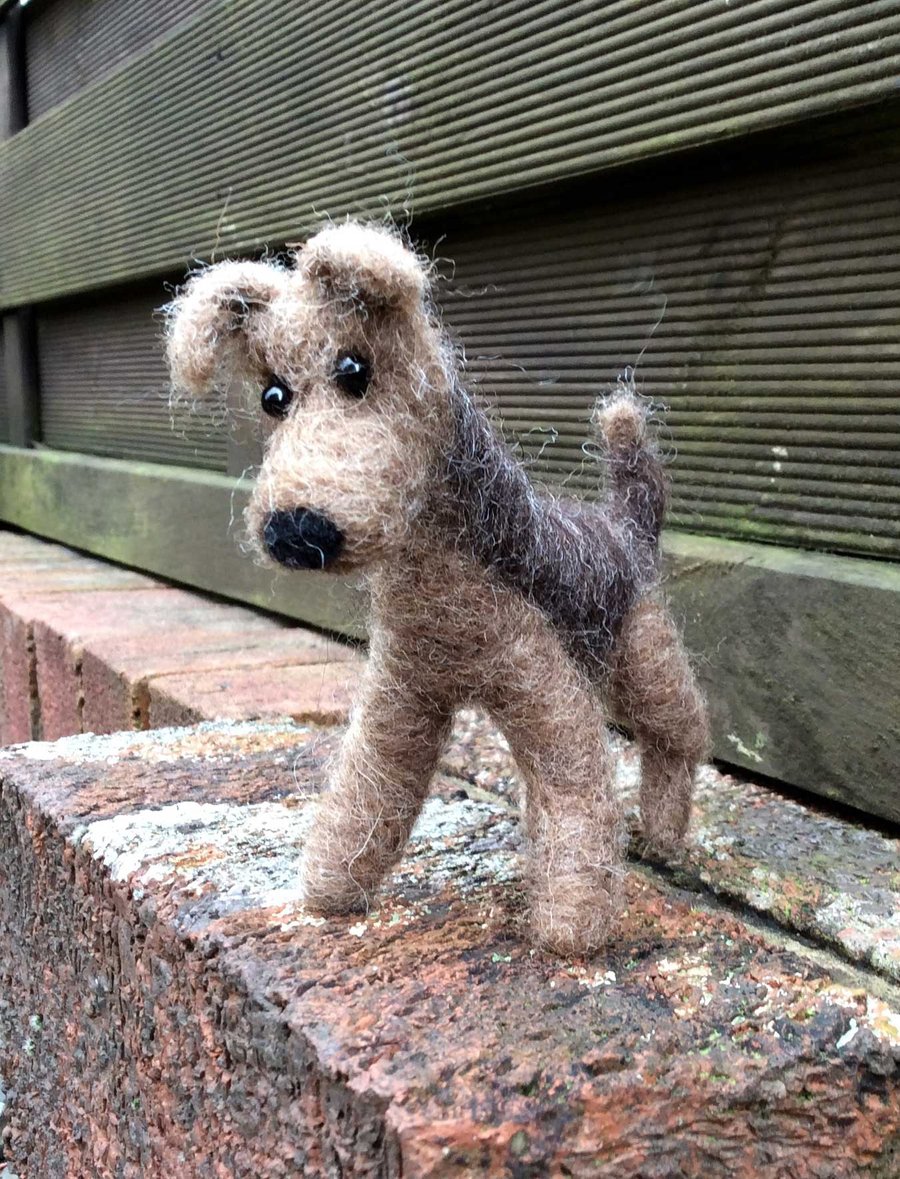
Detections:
166,260,290,398
299,222,428,312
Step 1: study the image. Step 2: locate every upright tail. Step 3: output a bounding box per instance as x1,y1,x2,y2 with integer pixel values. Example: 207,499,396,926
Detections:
590,376,667,551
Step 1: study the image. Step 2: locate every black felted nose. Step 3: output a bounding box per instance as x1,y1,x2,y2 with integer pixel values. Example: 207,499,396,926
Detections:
263,508,344,570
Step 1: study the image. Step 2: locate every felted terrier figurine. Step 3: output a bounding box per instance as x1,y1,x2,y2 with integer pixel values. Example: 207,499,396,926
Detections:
166,222,709,955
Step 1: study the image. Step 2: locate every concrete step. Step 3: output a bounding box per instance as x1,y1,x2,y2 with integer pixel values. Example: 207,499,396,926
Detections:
0,721,898,1177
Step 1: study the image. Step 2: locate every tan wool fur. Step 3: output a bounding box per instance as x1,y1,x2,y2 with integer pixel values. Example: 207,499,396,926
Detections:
166,221,709,955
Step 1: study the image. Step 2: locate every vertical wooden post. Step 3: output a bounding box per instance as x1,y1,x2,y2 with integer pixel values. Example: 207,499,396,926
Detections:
3,2,27,137
1,3,39,448
0,21,9,141
3,311,40,447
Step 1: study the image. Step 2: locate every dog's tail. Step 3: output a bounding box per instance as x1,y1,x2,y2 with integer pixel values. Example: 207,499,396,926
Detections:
590,378,667,549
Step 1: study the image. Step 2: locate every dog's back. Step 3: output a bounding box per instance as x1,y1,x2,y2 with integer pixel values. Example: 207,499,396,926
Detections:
442,376,666,678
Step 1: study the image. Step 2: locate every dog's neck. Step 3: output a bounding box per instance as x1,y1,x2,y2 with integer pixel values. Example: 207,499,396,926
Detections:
441,386,546,583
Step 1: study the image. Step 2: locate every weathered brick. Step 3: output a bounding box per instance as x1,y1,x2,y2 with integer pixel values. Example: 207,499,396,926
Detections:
0,546,158,742
31,620,81,741
0,532,79,562
0,722,897,1177
0,607,34,744
148,660,361,727
28,590,184,740
28,589,284,740
0,535,153,587
0,532,361,744
0,565,155,594
82,628,358,734
446,709,900,986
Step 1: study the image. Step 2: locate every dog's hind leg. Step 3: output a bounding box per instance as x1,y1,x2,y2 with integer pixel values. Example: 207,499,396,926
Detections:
610,595,709,856
301,659,453,915
486,639,626,955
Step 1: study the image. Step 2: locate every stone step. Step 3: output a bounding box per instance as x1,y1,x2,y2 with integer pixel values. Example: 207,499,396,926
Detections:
0,722,898,1177
0,530,362,745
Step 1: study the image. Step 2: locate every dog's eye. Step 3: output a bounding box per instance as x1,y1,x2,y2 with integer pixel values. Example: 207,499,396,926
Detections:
261,380,294,419
333,353,370,399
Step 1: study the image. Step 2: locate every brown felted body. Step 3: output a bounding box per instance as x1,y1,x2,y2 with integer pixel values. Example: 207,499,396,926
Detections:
166,221,709,955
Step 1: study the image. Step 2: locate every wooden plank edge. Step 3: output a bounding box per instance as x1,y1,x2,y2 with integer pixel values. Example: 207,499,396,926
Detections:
663,531,899,822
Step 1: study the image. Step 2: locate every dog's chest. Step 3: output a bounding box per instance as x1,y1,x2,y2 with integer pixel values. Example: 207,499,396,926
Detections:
371,554,564,696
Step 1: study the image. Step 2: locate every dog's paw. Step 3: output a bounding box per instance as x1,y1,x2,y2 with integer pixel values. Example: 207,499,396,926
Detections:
528,879,622,958
633,824,692,864
299,862,374,917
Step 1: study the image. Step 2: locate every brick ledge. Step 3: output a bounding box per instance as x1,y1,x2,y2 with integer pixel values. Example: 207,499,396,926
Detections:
0,721,898,1177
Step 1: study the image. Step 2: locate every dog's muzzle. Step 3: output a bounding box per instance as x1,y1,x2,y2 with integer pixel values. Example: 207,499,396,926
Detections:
263,508,344,570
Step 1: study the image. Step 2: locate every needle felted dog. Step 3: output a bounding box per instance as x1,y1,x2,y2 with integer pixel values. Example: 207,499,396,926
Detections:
166,222,709,955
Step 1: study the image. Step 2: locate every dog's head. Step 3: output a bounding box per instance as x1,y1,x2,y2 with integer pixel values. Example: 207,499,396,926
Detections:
166,222,452,573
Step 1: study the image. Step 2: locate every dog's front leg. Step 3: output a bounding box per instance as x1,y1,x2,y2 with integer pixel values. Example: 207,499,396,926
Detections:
301,663,452,915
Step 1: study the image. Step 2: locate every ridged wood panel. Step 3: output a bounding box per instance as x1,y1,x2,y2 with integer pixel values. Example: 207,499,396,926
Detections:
25,0,211,119
36,290,226,470
441,137,900,559
0,319,8,443
1,0,899,307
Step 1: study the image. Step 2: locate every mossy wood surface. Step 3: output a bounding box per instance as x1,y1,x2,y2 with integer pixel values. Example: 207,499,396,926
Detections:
0,4,25,140
35,288,227,471
23,114,900,558
1,0,898,306
0,445,364,638
1,311,39,449
0,318,8,444
441,120,900,562
23,0,209,121
664,532,900,823
1,446,897,819
0,18,10,141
